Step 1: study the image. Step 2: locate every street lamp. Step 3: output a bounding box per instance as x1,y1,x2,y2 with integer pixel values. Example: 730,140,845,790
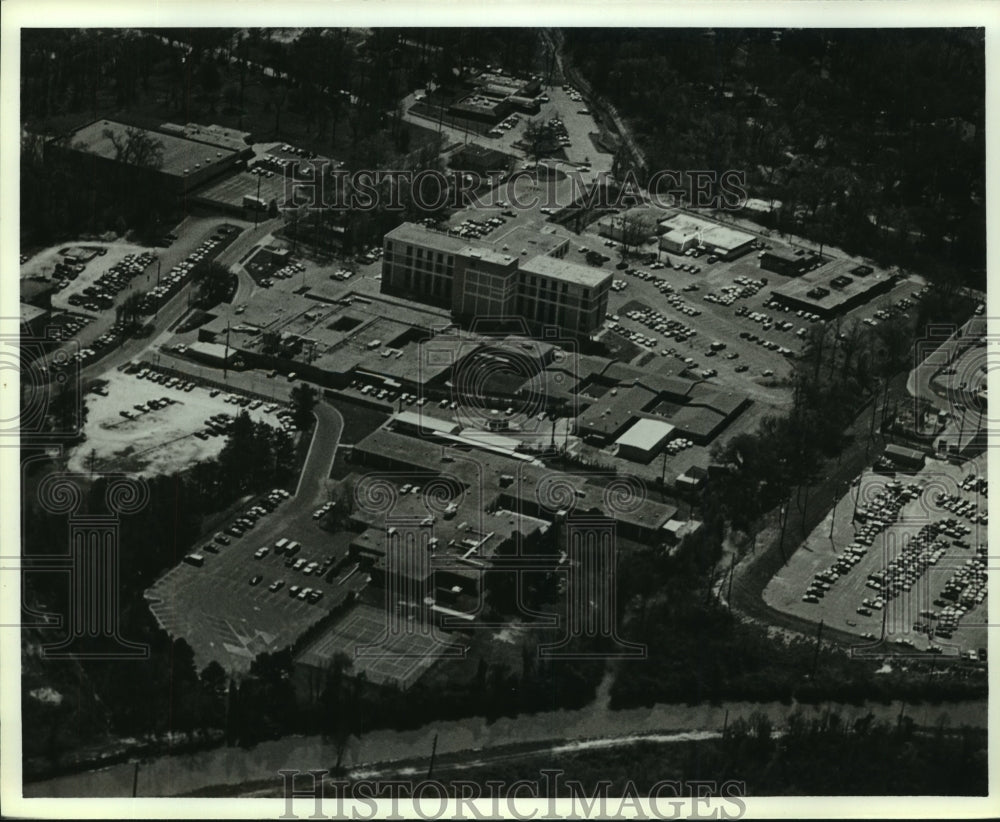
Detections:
255,172,262,228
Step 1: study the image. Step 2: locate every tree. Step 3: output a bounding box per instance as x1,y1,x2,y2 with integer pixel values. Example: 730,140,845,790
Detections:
618,212,654,260
523,118,558,164
320,652,363,772
198,57,222,114
192,261,233,308
289,383,318,431
103,126,165,170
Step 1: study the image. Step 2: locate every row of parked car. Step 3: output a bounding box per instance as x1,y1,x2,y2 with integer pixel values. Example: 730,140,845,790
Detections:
219,489,291,544
960,473,987,495
803,481,922,608
937,547,987,616
487,113,521,137
139,227,238,313
182,488,291,567
862,521,956,624
266,258,306,282
358,246,384,265
934,492,987,525
253,535,349,602
47,312,94,343
52,248,103,291
449,215,507,241
702,277,768,308
118,394,179,421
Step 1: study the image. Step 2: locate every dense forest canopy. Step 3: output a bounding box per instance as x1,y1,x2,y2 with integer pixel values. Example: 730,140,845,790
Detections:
564,28,985,284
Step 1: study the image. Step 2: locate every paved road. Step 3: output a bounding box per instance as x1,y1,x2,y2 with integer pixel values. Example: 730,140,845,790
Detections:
290,402,344,506
64,216,283,383
905,316,987,453
143,399,345,674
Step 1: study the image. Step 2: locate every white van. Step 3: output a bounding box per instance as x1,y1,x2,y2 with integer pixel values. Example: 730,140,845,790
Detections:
274,538,290,554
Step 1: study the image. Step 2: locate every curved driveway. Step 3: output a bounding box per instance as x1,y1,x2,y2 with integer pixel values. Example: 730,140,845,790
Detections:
290,401,343,507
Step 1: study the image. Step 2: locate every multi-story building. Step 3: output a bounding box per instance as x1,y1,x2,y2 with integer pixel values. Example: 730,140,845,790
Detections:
382,222,611,336
381,223,469,309
515,254,611,335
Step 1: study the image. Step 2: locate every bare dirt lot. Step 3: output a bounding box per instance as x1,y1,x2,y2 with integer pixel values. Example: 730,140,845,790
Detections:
67,370,288,476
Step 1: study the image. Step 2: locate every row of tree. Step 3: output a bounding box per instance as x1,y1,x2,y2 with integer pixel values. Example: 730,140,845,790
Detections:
412,711,986,796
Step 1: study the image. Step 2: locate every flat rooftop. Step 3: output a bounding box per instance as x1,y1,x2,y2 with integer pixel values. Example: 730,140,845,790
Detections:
197,170,287,208
687,385,750,418
615,417,675,451
386,223,473,254
462,246,518,267
771,257,894,310
659,212,755,251
490,224,569,259
390,411,461,436
68,120,238,178
188,340,236,362
21,303,47,324
576,384,657,435
161,122,251,153
519,254,612,289
473,71,528,93
667,404,726,438
502,462,678,533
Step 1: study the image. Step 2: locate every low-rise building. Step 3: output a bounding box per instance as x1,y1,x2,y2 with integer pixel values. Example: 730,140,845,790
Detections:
614,418,676,463
658,213,756,260
769,259,896,318
759,248,814,277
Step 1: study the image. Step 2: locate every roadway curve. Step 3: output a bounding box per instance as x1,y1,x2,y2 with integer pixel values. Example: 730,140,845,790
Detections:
290,401,344,509
71,216,283,383
905,316,987,453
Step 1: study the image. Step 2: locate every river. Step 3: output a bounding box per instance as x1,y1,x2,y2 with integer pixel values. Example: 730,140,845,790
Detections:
25,684,986,797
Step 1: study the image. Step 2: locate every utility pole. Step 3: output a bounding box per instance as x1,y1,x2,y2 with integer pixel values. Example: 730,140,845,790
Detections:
811,619,824,677
427,732,438,780
726,553,735,610
132,761,140,797
224,321,231,382
829,482,841,539
255,172,262,228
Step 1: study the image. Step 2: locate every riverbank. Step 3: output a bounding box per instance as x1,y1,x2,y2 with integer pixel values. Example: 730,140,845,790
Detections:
25,697,987,797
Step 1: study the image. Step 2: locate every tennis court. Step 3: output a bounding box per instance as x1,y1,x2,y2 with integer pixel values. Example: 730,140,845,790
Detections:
295,603,462,690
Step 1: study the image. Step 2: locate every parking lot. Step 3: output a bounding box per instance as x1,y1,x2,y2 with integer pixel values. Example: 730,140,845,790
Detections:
66,369,291,476
146,492,363,673
764,454,988,657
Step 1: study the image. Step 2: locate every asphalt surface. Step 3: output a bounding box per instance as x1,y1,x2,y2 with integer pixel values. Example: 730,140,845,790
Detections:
905,316,988,453
62,215,284,384
144,399,345,673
